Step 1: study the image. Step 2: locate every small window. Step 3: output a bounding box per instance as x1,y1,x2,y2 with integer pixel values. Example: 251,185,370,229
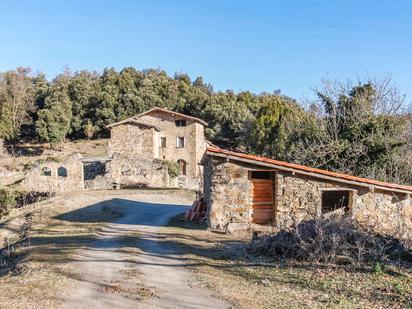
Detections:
42,167,51,176
251,171,271,179
321,190,350,214
160,137,166,148
57,167,68,177
176,136,185,148
177,159,187,176
175,120,186,127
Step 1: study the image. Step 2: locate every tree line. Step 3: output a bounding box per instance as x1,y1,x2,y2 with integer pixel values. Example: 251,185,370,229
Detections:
0,67,411,184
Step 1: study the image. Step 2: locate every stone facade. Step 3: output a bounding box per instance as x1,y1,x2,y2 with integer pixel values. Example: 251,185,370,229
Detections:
109,154,177,188
204,156,412,241
276,172,412,240
80,154,178,190
21,153,84,193
204,158,252,230
108,108,207,190
108,123,157,161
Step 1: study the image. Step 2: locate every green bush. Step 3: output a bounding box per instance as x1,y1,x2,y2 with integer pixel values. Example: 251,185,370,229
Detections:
0,188,15,219
163,160,180,178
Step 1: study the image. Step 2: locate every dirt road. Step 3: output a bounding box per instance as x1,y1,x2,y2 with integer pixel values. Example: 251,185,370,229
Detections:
61,192,230,309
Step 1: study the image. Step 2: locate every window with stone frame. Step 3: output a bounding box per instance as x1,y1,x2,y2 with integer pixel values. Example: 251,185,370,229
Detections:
160,137,166,148
321,190,351,214
176,136,185,148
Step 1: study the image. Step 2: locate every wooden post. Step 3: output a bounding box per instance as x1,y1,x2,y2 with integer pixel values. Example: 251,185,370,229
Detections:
271,171,277,226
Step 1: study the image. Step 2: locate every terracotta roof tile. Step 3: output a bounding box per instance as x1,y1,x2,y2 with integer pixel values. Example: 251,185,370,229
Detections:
206,147,412,193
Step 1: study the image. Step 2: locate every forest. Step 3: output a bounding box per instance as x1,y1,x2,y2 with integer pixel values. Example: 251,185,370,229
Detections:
0,67,411,185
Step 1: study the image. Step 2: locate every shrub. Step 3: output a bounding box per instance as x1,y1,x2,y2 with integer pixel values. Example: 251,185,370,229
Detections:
162,160,180,178
0,188,15,219
248,216,412,267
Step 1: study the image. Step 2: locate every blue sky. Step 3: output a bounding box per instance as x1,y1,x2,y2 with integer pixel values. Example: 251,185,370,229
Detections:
0,1,411,101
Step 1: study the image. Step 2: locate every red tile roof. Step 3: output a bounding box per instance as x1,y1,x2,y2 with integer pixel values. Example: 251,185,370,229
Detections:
206,147,412,193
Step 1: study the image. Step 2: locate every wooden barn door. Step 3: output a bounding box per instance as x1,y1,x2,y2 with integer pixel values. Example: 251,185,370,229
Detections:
251,171,275,224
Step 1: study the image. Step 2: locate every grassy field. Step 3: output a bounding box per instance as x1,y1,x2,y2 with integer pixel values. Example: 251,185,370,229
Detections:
166,215,412,309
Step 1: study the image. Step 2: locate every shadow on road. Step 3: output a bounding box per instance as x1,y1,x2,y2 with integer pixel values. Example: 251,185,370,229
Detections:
26,197,245,270
54,198,190,227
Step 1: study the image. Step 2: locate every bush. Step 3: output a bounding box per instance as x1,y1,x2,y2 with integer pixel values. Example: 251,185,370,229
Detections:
0,188,15,219
13,190,49,208
162,160,180,178
248,216,412,266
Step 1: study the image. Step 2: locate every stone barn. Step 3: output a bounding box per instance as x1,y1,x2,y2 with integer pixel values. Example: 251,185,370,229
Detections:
203,147,412,239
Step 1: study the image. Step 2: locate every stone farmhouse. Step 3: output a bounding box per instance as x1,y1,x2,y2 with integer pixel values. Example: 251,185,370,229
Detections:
20,107,412,239
22,107,208,192
106,107,208,189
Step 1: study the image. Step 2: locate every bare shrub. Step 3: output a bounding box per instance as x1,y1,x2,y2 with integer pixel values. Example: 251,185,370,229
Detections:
0,188,15,219
248,215,412,266
0,139,9,158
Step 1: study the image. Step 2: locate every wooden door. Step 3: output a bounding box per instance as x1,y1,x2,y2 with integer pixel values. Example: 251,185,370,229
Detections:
251,172,275,224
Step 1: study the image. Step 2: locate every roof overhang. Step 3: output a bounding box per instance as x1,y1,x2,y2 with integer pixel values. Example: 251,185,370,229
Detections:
206,148,412,195
106,119,160,131
134,107,208,126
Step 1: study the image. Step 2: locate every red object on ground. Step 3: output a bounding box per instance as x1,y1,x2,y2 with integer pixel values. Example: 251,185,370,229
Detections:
184,198,207,222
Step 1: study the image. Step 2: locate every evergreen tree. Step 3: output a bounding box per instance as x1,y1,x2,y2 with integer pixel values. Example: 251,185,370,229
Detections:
36,81,72,147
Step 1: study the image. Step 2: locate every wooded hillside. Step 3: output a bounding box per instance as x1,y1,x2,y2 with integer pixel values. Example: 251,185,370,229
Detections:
0,67,411,184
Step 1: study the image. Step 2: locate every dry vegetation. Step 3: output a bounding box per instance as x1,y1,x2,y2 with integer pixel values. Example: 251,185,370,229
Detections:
165,215,412,309
0,192,123,308
0,191,410,308
0,139,108,174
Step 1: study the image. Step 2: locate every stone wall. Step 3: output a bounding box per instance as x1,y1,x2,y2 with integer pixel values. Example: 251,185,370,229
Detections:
204,157,252,230
109,154,177,188
21,153,84,193
108,123,156,160
205,157,412,240
352,189,412,240
275,172,336,228
275,172,412,239
81,154,179,190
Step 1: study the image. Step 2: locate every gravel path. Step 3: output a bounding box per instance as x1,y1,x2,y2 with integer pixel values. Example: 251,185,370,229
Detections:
62,193,230,309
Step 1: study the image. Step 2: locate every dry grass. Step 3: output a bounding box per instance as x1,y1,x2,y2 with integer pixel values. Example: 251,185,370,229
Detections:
0,139,109,174
166,215,412,309
0,192,121,309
